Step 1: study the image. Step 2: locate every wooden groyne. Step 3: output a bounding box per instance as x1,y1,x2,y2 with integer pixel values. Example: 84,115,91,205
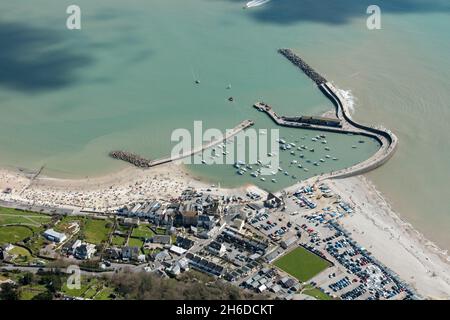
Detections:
263,49,398,179
109,120,255,168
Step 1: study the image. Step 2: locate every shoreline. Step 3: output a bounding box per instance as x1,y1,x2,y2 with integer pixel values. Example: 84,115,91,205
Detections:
330,176,450,299
1,163,450,298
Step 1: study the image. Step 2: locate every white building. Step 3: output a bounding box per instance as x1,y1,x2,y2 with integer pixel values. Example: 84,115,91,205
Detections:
280,236,297,249
207,241,226,257
170,245,187,256
43,229,67,243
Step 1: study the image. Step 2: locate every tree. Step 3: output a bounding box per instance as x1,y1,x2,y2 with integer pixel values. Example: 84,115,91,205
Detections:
0,283,19,300
20,272,34,286
32,290,53,300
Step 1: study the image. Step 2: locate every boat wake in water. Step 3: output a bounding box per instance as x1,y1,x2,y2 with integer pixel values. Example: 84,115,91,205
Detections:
245,0,271,9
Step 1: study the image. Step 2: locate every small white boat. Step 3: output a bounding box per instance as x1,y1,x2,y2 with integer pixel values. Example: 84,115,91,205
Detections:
201,159,207,164
260,177,266,181
304,168,309,172
271,178,277,183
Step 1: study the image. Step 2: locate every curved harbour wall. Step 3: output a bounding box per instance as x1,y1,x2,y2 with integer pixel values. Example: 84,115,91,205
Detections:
271,49,399,179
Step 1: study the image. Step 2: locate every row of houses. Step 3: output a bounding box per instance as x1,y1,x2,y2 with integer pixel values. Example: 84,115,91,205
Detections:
217,228,269,255
118,194,222,233
104,246,146,263
185,252,225,277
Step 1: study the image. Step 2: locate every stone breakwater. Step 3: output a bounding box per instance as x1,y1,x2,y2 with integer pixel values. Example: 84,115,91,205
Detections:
278,48,327,85
259,49,398,179
109,151,151,168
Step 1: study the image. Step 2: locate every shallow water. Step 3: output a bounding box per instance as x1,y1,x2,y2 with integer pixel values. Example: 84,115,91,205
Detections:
0,1,449,248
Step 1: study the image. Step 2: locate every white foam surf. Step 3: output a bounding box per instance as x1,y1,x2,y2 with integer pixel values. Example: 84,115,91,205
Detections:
245,0,271,8
339,89,356,115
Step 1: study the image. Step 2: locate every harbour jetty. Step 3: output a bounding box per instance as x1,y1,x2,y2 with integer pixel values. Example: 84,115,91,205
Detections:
259,49,398,179
110,120,255,168
149,119,254,167
109,151,151,168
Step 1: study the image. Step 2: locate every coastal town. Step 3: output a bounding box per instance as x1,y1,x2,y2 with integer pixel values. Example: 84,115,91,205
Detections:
1,48,449,301
0,173,420,300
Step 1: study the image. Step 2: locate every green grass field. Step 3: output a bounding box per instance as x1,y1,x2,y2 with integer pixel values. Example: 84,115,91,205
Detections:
62,277,116,300
302,284,333,300
274,246,332,282
9,245,31,257
94,286,115,300
111,235,126,246
131,225,154,239
0,225,34,245
0,207,51,227
54,216,82,233
128,238,143,248
83,219,112,244
19,284,48,300
154,227,167,235
62,279,91,297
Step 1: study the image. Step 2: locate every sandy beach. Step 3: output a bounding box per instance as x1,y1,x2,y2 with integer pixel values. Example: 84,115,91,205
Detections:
1,163,450,299
0,163,247,212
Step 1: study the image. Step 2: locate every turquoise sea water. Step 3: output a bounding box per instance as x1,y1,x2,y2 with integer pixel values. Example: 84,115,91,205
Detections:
0,1,449,248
